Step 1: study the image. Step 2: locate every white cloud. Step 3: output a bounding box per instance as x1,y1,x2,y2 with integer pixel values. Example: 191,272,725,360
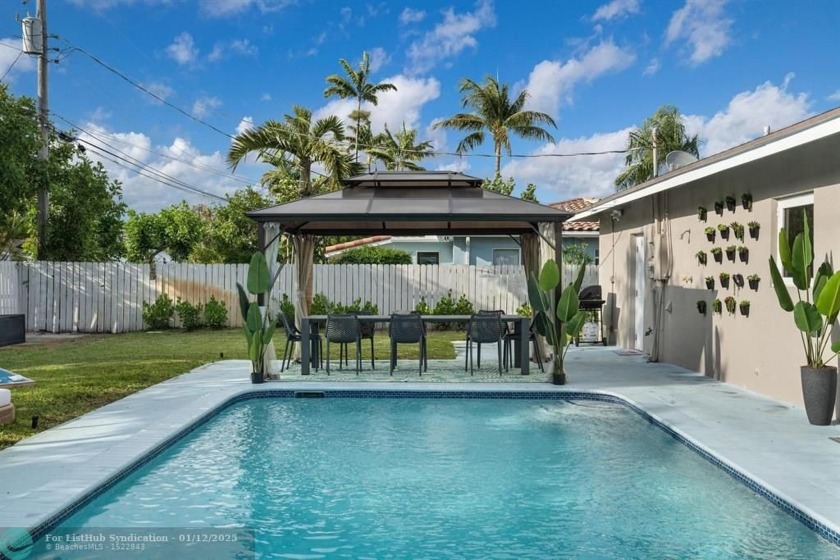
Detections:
236,116,255,135
643,57,660,76
400,7,426,24
523,40,635,117
191,96,222,118
665,0,732,64
827,90,840,102
260,93,272,102
0,38,36,83
67,0,172,10
140,81,174,102
592,0,640,21
208,39,258,62
88,107,113,122
405,0,496,74
199,0,295,17
368,47,390,73
165,32,198,65
436,159,471,173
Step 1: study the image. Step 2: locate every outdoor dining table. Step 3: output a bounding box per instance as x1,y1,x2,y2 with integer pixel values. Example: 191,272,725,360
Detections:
299,314,532,376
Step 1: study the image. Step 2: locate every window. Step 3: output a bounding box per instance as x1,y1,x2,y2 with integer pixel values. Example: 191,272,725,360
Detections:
594,248,600,266
777,193,814,278
416,252,439,265
492,248,520,266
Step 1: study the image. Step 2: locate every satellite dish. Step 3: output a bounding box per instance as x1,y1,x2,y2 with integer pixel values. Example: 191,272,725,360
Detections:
665,151,699,171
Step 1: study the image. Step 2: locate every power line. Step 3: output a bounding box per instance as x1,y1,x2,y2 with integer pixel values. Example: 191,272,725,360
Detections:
0,50,23,82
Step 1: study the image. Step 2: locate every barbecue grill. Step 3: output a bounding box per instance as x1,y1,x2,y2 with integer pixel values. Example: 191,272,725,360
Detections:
575,285,607,346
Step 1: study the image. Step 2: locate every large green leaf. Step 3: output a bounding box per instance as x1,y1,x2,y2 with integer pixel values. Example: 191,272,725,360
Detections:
539,259,560,292
793,301,822,335
534,312,549,337
246,251,270,295
236,283,250,320
571,262,587,293
564,311,587,338
556,286,579,323
813,262,834,305
832,340,840,354
778,228,792,273
246,302,262,332
243,325,253,347
790,232,810,291
768,257,794,312
815,271,840,320
528,272,546,313
262,323,276,345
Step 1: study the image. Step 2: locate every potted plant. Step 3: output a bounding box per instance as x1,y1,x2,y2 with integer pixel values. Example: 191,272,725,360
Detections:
697,300,707,315
705,276,715,290
731,222,745,242
741,192,753,210
725,245,737,261
719,272,730,289
769,211,840,425
697,206,708,221
739,300,750,316
528,259,587,385
747,274,760,290
738,245,749,263
696,250,707,266
237,251,281,384
705,226,716,242
724,296,737,315
712,298,722,314
748,221,760,240
711,247,723,263
725,195,737,212
718,223,730,240
714,200,725,215
733,273,745,288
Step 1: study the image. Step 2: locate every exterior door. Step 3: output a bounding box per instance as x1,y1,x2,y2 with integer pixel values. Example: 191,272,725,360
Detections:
634,234,646,351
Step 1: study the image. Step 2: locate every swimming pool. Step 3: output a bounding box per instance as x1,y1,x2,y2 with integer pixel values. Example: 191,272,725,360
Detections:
40,397,840,558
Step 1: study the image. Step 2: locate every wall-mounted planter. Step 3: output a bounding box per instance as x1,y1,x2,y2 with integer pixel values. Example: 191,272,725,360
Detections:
748,221,760,240
712,298,722,314
726,246,737,262
696,251,707,266
719,273,730,289
697,300,707,315
718,224,730,240
725,196,737,213
711,248,723,263
741,193,753,210
738,246,749,263
698,206,708,222
714,200,725,216
705,276,715,290
731,222,744,242
0,315,25,347
733,273,745,288
725,296,737,315
739,300,750,316
748,275,760,290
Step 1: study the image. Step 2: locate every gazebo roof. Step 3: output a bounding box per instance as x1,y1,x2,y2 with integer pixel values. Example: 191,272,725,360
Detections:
247,171,573,236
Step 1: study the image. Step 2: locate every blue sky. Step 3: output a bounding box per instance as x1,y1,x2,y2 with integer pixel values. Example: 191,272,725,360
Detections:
1,0,839,212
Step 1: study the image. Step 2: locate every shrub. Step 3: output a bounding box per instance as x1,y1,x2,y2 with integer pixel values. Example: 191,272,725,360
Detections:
204,296,228,329
175,299,203,331
414,296,432,315
515,302,532,317
278,293,296,325
143,293,175,330
330,246,412,264
310,293,331,315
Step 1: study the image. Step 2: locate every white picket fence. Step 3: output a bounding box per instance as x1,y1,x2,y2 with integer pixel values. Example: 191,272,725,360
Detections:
0,261,597,333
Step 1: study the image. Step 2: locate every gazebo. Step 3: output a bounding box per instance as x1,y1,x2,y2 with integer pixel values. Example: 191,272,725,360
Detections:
246,171,573,373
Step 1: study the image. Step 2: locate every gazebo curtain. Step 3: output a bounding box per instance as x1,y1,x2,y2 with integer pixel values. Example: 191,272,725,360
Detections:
263,223,281,375
291,234,316,357
522,231,550,368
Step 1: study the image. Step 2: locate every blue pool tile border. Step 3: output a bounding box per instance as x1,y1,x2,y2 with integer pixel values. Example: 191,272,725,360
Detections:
28,388,840,549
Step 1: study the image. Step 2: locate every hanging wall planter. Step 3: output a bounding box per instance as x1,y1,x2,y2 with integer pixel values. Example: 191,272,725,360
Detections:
718,223,730,240
711,247,723,263
714,200,725,216
719,272,730,289
726,245,737,262
705,276,715,290
748,221,760,240
739,300,750,316
712,298,722,314
697,300,707,315
705,227,716,242
697,206,708,222
739,246,749,263
748,274,760,290
725,296,737,315
725,195,737,212
696,250,707,266
731,222,745,242
741,193,753,210
733,273,745,288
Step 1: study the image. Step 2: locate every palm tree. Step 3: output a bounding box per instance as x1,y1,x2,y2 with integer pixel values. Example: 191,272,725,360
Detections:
368,124,435,171
324,51,397,161
227,105,350,197
433,76,556,176
615,105,700,191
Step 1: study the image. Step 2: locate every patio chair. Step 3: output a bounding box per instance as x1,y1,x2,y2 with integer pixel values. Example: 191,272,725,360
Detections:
465,310,508,370
389,312,428,375
325,314,362,375
279,312,323,372
356,311,377,370
502,319,544,373
465,314,505,376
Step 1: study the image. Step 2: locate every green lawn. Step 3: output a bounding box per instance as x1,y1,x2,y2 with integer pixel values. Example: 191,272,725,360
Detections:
0,329,464,450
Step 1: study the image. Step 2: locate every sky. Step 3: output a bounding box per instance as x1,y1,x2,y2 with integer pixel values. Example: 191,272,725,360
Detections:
1,0,839,213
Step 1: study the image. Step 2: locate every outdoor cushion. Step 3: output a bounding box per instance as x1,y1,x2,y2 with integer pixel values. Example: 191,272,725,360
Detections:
0,403,13,425
0,388,10,407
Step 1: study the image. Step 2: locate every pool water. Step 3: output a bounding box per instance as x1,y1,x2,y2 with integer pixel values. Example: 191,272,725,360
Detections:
51,398,839,559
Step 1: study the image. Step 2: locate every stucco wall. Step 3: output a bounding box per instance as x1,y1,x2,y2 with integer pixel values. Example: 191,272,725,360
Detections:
600,135,840,409
383,241,454,264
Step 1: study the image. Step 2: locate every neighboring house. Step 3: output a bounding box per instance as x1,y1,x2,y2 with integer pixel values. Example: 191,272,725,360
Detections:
324,197,600,265
570,107,840,410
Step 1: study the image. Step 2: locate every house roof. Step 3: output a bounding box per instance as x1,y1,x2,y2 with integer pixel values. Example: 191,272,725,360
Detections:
548,198,600,232
571,106,840,221
247,171,573,236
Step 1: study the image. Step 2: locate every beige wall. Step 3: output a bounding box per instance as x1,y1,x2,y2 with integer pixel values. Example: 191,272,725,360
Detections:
600,133,840,410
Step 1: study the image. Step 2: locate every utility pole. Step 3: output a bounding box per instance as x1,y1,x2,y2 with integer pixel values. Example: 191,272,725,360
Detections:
35,0,49,259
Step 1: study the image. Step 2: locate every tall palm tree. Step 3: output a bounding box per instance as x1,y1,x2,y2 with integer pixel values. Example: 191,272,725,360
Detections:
368,124,435,171
324,51,397,161
615,105,700,191
227,105,350,197
433,76,556,176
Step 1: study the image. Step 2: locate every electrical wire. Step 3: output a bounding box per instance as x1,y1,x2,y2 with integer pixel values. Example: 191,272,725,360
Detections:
0,50,23,82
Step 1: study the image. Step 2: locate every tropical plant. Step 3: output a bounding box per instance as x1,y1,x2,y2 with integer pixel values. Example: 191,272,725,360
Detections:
615,105,700,190
237,252,283,381
433,76,556,176
368,123,434,171
515,302,533,317
769,212,840,368
731,222,745,241
527,260,587,381
563,242,595,265
323,51,397,161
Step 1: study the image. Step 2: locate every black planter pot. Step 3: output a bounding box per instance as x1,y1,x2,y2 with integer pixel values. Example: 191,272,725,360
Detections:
749,228,760,240
552,372,567,385
706,280,715,290
748,279,760,290
800,366,837,425
251,370,266,384
726,249,736,262
706,232,716,242
739,251,749,263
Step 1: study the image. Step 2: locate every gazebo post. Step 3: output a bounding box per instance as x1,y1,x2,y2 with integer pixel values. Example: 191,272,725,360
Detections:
553,221,564,350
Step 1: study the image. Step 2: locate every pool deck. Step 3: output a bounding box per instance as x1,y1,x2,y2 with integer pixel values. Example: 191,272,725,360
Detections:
0,345,838,544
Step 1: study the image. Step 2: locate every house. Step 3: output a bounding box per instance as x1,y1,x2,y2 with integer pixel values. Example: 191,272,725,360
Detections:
569,107,840,410
324,197,600,265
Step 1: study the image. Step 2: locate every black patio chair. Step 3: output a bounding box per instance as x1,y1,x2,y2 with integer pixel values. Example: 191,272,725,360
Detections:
465,310,508,370
389,312,427,375
465,314,505,376
502,319,544,373
279,312,322,372
356,311,377,370
325,314,362,375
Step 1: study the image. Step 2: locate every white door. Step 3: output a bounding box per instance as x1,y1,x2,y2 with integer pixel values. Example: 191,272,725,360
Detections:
634,235,646,351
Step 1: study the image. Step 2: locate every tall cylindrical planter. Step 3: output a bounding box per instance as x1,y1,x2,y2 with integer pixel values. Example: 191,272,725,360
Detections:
800,366,837,426
251,370,266,384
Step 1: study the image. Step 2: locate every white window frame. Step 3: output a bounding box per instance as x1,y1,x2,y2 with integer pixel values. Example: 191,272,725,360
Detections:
776,192,814,285
492,248,520,266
